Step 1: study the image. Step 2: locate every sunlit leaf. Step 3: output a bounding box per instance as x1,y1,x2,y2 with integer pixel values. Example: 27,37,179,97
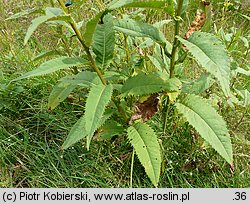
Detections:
176,94,233,164
127,123,161,187
12,57,89,81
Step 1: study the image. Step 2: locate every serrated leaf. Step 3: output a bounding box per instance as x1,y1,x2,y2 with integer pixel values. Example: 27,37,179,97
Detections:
24,11,71,45
114,18,167,46
62,107,115,149
176,94,233,164
12,57,89,82
48,71,101,110
83,11,104,47
48,81,77,110
93,14,115,70
127,123,161,187
24,15,54,45
121,73,181,96
85,84,113,149
59,71,101,87
108,0,174,15
177,32,231,97
62,115,86,149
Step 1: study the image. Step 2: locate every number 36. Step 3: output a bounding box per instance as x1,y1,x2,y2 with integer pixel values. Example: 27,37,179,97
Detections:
234,192,247,200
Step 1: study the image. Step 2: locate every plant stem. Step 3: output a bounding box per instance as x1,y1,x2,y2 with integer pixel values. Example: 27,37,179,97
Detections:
57,0,107,85
57,0,68,13
169,0,184,78
164,0,184,134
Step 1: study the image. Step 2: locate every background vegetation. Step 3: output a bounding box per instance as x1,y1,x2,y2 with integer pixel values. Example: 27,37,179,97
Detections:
0,0,249,187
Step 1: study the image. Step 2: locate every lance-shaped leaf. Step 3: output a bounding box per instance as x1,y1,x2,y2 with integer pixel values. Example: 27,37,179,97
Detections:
85,84,113,149
62,115,86,149
108,0,174,15
83,11,105,47
114,18,167,46
177,32,231,97
127,123,161,187
48,81,77,111
93,14,115,70
24,8,71,45
25,15,54,45
11,57,89,82
176,94,233,164
48,71,101,110
121,73,181,96
62,107,115,150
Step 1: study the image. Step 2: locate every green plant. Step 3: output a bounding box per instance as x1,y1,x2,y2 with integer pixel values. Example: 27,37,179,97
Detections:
7,0,241,187
216,25,250,106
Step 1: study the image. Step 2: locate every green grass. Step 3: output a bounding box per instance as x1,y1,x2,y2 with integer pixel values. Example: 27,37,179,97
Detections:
0,0,249,187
